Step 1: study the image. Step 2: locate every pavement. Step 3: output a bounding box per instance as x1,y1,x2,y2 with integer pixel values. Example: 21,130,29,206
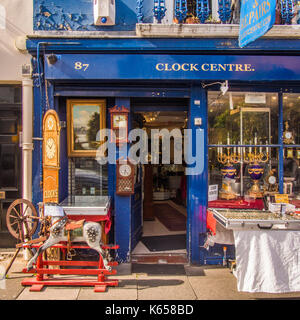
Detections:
1,251,300,301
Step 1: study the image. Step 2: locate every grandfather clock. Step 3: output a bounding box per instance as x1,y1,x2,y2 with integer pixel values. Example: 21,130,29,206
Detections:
43,110,61,203
42,109,61,264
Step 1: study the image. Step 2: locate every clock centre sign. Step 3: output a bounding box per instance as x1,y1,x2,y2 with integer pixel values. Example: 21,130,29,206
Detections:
42,110,61,203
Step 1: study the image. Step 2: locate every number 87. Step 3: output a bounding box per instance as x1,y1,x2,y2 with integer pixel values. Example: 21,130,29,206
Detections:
74,62,89,71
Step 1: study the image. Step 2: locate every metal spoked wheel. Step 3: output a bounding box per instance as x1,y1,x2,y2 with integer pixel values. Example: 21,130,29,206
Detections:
6,199,39,242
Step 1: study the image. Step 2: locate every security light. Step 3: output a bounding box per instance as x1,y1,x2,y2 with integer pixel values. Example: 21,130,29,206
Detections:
47,54,58,65
220,80,229,95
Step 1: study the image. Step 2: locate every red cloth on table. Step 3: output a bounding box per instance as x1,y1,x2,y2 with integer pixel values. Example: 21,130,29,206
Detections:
206,210,217,235
290,200,300,208
208,197,264,210
67,209,112,234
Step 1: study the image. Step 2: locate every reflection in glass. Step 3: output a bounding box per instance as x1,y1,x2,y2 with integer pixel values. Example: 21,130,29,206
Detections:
208,92,278,145
283,93,300,145
283,148,300,200
72,158,108,196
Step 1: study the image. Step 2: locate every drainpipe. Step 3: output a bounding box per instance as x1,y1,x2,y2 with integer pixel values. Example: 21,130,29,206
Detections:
21,68,34,260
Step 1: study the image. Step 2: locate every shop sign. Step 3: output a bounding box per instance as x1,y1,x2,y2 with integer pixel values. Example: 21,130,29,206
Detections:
208,185,218,201
239,0,276,48
274,194,289,203
45,54,300,81
245,93,266,104
43,167,59,203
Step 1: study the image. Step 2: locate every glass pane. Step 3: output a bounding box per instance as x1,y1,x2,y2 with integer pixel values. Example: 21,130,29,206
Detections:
208,92,278,145
283,147,300,201
0,118,17,134
0,144,17,188
73,158,108,196
208,147,279,207
0,86,21,104
283,93,300,145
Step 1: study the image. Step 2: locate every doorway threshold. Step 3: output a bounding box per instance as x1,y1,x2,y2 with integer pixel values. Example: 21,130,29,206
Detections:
131,253,187,264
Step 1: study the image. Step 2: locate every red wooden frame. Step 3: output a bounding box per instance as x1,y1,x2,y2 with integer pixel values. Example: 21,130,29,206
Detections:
21,243,119,292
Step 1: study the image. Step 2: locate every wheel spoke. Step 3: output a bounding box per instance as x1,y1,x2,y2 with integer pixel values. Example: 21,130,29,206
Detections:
23,204,29,216
9,213,19,220
12,207,21,218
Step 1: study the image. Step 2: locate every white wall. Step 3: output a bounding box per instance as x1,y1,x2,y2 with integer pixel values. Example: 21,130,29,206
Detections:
0,0,33,82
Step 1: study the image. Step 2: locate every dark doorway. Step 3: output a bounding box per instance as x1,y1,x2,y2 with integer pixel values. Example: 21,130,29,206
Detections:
0,86,22,247
131,107,188,262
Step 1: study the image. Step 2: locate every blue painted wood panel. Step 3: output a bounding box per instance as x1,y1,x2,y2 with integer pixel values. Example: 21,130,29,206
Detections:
44,53,300,81
187,85,208,264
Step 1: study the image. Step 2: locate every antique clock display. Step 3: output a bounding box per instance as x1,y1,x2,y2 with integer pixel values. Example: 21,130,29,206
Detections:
109,105,130,146
283,121,294,144
116,159,135,195
43,111,60,168
42,110,61,203
283,121,295,159
45,137,56,160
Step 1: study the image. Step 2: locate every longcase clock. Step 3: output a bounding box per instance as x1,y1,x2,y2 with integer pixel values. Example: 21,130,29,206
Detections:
42,110,61,203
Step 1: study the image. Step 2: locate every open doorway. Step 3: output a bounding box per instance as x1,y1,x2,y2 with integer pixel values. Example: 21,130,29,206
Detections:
131,109,188,263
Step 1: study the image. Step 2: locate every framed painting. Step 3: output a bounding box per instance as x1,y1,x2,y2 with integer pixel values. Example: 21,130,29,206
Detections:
67,99,106,157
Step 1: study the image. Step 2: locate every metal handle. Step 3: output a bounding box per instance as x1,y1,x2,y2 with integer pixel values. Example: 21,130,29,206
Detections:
257,224,273,230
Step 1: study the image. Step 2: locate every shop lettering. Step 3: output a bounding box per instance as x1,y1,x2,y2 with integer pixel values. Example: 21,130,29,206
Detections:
44,189,58,199
155,63,255,72
240,0,271,31
241,15,271,38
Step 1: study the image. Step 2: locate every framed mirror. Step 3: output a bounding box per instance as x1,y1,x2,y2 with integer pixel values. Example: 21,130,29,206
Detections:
67,99,106,157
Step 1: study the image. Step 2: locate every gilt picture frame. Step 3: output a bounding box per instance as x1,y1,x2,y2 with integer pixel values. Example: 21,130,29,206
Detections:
67,99,106,157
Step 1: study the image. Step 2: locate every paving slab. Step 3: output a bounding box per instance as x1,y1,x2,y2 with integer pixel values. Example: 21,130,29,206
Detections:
17,287,81,300
190,267,300,300
78,275,138,300
136,275,197,300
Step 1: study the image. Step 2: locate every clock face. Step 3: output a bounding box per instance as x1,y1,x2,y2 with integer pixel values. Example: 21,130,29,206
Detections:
119,164,131,177
284,132,292,139
46,137,56,160
268,176,276,185
113,115,127,128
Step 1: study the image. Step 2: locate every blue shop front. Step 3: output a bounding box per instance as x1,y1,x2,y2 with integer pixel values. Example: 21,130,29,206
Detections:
27,37,300,266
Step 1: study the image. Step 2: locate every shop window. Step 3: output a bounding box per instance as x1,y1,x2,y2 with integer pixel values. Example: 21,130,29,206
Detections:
283,93,300,198
69,158,108,196
208,91,281,205
0,86,21,104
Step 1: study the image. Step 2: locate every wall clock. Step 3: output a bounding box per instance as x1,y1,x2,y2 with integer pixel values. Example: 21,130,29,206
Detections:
116,159,135,196
109,105,130,146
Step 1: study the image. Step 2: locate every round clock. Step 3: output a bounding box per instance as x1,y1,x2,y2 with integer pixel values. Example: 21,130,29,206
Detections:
268,175,276,185
119,164,132,177
284,132,292,139
46,137,56,160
